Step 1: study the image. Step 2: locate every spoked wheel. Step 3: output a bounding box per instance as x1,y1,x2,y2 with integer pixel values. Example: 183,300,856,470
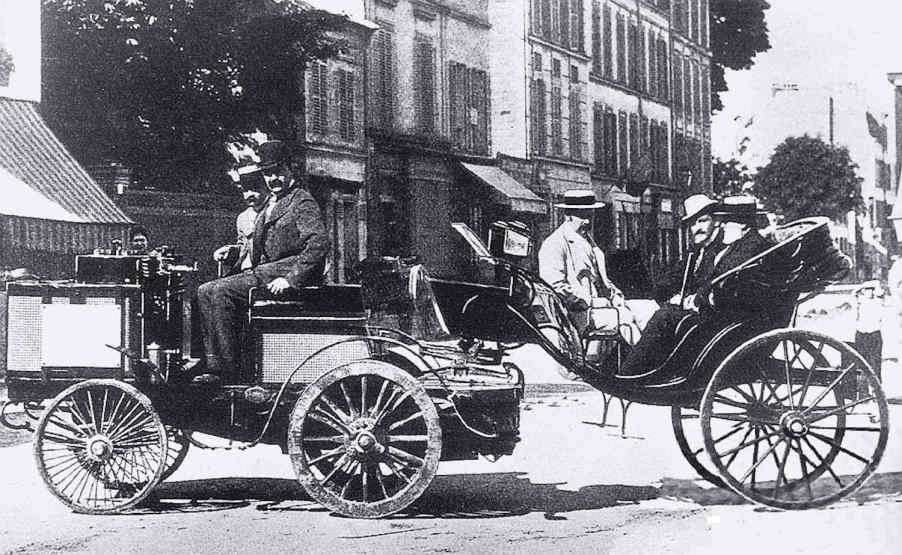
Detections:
161,427,191,481
701,329,889,510
671,405,725,488
33,380,168,514
288,360,442,518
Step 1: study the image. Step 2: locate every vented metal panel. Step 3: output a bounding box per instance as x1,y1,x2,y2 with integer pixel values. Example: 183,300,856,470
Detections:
258,332,370,384
7,295,42,373
5,286,136,376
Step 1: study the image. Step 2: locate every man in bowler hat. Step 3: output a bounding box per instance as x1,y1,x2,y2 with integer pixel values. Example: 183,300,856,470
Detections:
195,139,329,384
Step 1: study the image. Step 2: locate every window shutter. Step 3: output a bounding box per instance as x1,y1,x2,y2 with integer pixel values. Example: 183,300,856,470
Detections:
591,1,601,74
569,88,582,160
618,111,627,176
551,86,563,155
616,14,626,83
370,27,394,129
309,62,328,136
531,79,547,155
559,0,569,48
603,6,613,78
414,36,435,133
338,69,355,141
570,0,582,52
593,103,603,170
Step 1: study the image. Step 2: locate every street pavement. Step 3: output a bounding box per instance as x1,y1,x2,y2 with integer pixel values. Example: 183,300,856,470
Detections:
1,290,901,553
1,384,901,553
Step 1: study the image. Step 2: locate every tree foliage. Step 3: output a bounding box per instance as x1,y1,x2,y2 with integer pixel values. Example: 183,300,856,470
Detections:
709,0,771,113
41,0,346,191
754,135,862,221
712,156,753,198
0,45,13,86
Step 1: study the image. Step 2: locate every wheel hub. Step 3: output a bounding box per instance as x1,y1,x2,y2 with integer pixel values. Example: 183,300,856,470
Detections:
85,435,113,462
780,411,809,439
346,417,385,456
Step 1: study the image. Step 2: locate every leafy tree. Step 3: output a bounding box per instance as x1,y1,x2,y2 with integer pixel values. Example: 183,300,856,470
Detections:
0,45,13,86
712,156,753,198
41,0,346,191
754,135,862,221
709,0,771,113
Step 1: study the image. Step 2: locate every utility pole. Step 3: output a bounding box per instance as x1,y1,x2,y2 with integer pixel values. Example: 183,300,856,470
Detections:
828,96,835,145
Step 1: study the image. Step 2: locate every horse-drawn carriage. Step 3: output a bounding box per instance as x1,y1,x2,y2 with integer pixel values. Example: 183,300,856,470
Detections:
0,217,888,516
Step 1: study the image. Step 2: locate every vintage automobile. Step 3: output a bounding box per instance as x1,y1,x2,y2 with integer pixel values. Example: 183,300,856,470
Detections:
0,217,889,515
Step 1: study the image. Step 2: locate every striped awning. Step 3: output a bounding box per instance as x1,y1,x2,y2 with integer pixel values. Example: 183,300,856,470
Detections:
0,98,132,224
0,167,85,222
460,162,545,214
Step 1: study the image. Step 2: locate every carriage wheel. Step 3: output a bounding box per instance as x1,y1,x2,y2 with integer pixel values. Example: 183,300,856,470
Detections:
161,427,191,481
288,360,442,518
700,329,888,510
671,405,725,488
33,380,168,514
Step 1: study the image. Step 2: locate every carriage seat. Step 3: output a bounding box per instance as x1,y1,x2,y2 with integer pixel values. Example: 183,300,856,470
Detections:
249,285,366,320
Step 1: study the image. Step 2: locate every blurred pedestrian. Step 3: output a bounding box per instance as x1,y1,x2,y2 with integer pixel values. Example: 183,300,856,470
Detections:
888,254,902,300
854,280,884,382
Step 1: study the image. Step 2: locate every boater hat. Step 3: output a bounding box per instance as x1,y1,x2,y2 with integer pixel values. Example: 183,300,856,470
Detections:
712,195,766,221
681,194,718,223
554,189,606,209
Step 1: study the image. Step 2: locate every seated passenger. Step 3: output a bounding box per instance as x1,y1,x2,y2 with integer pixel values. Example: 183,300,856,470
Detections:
194,139,329,384
538,189,640,344
619,194,723,376
695,196,774,323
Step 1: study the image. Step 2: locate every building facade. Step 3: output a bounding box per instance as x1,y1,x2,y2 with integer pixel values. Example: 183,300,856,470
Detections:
489,0,712,281
299,9,376,283
362,0,544,278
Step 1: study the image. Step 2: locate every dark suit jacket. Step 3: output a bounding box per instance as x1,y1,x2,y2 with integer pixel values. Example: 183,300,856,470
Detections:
697,229,773,320
652,240,721,304
251,186,329,288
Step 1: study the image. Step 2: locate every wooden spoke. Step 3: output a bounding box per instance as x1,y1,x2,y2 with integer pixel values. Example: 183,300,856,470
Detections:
806,396,877,423
723,426,755,470
318,394,352,425
387,411,424,432
302,435,346,443
308,447,345,466
339,381,358,419
738,436,785,485
807,432,872,465
360,376,368,418
386,435,429,443
718,428,781,459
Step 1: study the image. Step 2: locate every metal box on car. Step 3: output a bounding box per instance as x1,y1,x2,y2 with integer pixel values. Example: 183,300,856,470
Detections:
4,282,141,381
250,285,370,385
75,255,143,284
487,221,532,261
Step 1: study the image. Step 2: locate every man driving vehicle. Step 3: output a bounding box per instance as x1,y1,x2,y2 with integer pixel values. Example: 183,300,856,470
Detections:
538,189,640,344
195,139,329,384
619,194,723,376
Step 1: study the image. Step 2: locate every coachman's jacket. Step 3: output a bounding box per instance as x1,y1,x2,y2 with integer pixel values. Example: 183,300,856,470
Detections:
251,187,329,288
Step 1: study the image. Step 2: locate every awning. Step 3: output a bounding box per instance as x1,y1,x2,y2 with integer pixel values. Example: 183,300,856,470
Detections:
0,166,86,222
460,162,545,214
